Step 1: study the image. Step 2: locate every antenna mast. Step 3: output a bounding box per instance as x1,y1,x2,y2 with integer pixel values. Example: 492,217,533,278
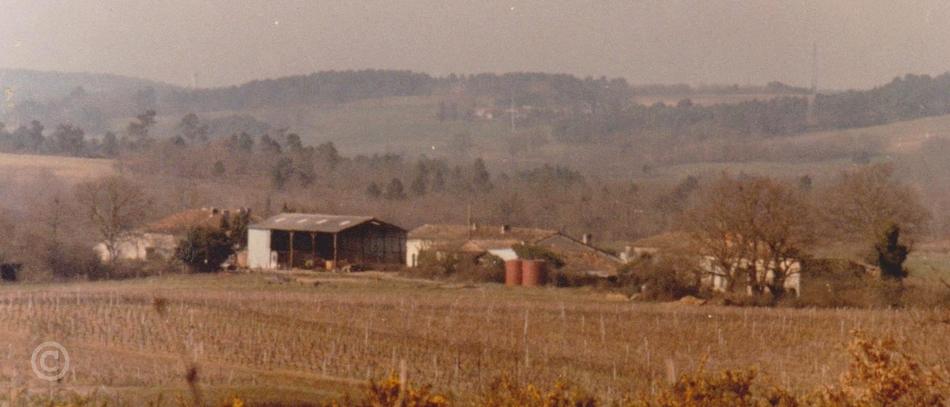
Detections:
810,42,818,94
509,87,516,135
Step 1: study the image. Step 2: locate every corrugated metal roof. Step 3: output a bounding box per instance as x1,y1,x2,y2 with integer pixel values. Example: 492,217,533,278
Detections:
249,213,377,233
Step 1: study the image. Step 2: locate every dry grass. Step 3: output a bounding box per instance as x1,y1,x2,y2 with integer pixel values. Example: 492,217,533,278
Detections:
0,272,948,405
0,152,114,182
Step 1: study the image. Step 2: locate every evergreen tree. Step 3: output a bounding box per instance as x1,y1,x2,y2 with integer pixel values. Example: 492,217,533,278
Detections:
874,224,910,280
175,227,233,273
472,158,492,192
431,167,446,193
178,113,209,142
385,178,406,200
271,157,294,189
410,161,429,196
366,182,382,199
212,161,226,177
286,133,304,152
101,131,118,157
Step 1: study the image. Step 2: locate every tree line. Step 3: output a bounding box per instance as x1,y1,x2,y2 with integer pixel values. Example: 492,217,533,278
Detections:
9,70,950,159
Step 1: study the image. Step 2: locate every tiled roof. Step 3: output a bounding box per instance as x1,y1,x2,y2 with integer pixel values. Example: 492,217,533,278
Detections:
408,224,558,243
145,208,245,235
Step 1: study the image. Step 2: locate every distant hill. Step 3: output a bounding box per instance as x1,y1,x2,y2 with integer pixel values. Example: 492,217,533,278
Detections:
0,68,179,102
6,67,950,170
0,69,182,133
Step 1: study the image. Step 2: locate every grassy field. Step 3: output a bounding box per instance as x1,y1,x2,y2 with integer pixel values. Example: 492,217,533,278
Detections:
0,152,114,183
0,272,948,405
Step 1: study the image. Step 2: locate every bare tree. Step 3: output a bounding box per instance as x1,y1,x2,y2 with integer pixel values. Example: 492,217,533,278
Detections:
75,176,151,263
820,163,928,242
752,178,814,296
685,174,813,297
685,176,749,292
819,163,928,280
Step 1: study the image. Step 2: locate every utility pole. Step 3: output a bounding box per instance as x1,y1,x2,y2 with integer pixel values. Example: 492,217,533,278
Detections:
811,42,818,94
510,87,516,135
806,42,819,127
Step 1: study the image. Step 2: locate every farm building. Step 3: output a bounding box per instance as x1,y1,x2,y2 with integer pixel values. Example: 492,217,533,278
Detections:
699,256,803,295
94,207,250,263
406,223,622,274
630,232,875,298
247,213,406,270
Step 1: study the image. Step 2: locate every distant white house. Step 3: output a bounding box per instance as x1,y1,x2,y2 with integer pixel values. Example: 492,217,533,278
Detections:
94,207,247,263
699,256,802,296
94,233,177,263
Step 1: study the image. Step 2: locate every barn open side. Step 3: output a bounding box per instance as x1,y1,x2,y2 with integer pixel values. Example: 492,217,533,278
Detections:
247,213,406,270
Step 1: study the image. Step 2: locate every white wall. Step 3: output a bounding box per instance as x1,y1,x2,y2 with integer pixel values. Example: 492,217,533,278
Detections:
406,239,430,267
699,256,802,296
94,233,176,263
247,228,273,269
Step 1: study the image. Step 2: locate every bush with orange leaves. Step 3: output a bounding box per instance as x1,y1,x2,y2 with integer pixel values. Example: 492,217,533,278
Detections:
811,331,950,406
329,374,449,407
631,331,949,407
477,374,596,407
627,363,797,407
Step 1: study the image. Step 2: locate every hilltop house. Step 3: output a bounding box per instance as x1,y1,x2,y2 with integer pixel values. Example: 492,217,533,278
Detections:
247,213,406,270
406,223,622,274
94,207,249,263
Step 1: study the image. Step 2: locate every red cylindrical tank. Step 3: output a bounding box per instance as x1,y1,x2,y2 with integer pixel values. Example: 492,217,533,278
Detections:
521,260,546,287
505,260,523,286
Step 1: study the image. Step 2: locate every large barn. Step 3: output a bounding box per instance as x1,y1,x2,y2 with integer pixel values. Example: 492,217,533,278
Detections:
247,213,406,270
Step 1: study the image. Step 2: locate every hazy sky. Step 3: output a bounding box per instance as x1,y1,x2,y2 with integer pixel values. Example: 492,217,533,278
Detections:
2,0,949,90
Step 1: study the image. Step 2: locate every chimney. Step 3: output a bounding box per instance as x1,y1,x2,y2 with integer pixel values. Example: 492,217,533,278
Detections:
582,233,592,245
501,224,511,234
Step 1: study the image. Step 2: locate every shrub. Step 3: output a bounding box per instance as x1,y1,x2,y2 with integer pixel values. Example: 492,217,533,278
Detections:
512,244,565,269
453,256,505,283
407,250,504,283
47,242,106,280
175,227,234,273
478,375,596,407
550,270,612,288
341,374,449,407
618,255,699,301
794,259,906,308
813,331,950,406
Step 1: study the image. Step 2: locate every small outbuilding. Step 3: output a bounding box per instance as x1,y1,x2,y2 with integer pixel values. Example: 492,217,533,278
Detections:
247,213,406,270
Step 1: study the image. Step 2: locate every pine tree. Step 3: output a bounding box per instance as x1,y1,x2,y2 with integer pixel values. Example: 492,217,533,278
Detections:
410,161,429,196
366,182,382,199
385,178,406,200
431,168,446,193
472,158,492,192
874,224,910,280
